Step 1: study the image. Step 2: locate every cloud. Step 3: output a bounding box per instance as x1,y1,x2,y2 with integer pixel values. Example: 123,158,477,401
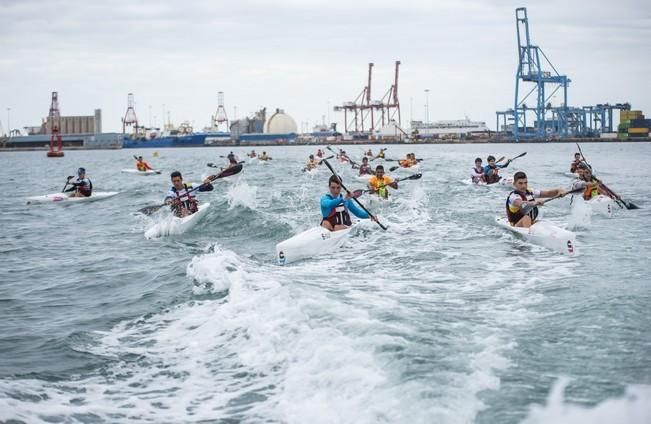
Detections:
0,0,649,132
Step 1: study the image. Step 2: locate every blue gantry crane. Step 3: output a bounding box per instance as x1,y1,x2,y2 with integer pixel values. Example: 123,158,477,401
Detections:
496,7,630,140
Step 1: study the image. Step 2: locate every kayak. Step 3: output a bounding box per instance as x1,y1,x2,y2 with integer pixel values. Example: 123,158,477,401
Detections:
276,224,357,265
26,191,119,204
121,169,161,175
144,202,211,239
366,193,392,207
394,163,420,173
571,195,616,219
355,174,373,182
495,216,577,256
304,167,321,176
462,176,512,187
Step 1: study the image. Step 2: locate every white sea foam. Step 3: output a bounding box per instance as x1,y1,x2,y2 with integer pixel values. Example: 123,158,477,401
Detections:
521,378,651,424
226,180,258,210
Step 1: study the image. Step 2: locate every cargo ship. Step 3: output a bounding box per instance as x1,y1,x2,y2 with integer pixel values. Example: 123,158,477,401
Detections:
122,121,231,148
411,118,490,136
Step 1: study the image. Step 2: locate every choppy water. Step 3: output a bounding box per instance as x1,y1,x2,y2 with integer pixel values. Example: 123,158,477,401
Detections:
1,143,650,424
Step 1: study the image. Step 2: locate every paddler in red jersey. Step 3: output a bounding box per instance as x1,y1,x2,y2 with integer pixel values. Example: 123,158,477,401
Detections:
570,152,582,173
136,155,153,172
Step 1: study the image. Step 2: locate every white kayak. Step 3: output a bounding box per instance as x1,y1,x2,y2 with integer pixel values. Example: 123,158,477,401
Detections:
571,194,617,219
355,174,373,182
495,216,577,256
26,191,119,204
144,202,211,239
276,224,357,265
365,193,392,207
462,176,512,187
121,169,161,175
304,167,321,176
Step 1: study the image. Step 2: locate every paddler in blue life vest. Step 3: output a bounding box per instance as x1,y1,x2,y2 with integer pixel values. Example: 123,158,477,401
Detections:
367,165,398,199
471,157,485,183
483,155,510,184
64,167,93,197
164,171,214,218
506,171,567,228
321,175,375,231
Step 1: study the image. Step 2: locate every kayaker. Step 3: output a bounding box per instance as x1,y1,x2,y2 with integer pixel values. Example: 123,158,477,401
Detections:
358,157,373,176
226,152,239,167
483,155,509,184
260,151,272,161
316,149,324,158
338,149,350,163
471,158,485,184
165,171,214,218
366,148,373,157
321,175,374,231
64,167,93,198
135,155,153,172
247,150,257,158
371,148,386,161
572,163,610,200
506,171,566,228
305,154,319,171
368,165,398,199
570,153,582,173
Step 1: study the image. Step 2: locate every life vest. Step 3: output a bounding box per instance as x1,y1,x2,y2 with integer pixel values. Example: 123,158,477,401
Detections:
369,175,392,199
378,151,385,158
136,161,147,171
323,200,352,227
570,160,581,173
485,166,501,184
506,190,537,224
471,166,484,183
582,177,600,200
172,183,198,215
358,164,372,175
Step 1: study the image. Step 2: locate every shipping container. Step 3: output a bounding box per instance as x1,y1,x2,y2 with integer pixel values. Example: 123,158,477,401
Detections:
628,127,650,134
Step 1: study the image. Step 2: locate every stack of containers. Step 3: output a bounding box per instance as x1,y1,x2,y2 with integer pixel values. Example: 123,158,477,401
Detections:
619,110,649,139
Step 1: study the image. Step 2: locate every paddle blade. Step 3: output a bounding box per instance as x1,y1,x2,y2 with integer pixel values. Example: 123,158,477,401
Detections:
138,204,165,216
407,173,422,180
352,189,365,198
216,164,243,179
624,201,640,210
389,166,400,172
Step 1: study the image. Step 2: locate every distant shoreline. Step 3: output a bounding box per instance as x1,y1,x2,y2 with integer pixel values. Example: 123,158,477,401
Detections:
1,138,649,152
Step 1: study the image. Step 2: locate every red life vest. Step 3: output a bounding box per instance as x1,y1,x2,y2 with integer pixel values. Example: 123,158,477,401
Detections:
172,183,198,215
323,204,352,227
506,190,537,224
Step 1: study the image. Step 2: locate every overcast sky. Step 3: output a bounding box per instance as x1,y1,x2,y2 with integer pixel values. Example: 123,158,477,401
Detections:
1,0,650,134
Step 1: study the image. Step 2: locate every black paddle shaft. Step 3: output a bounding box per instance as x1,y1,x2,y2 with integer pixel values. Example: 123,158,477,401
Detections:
322,159,387,231
576,143,639,209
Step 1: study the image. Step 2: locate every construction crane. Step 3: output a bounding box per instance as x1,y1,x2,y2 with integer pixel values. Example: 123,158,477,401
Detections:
334,62,401,136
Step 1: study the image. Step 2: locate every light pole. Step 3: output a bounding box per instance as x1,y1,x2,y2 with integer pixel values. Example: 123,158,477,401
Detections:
7,108,11,137
148,105,152,127
327,101,330,125
424,89,430,124
409,97,413,126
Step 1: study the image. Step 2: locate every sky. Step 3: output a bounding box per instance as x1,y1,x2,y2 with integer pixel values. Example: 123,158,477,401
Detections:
1,0,650,134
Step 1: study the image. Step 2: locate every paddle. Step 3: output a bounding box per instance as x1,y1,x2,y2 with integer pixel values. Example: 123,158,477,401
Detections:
322,159,387,231
521,187,584,215
61,176,74,192
138,164,244,215
576,143,639,210
207,161,245,169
